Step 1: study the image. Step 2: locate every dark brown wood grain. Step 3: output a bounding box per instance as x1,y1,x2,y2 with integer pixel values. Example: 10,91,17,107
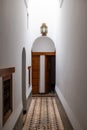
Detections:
0,67,15,77
0,67,15,125
32,55,40,94
2,74,13,125
32,52,56,56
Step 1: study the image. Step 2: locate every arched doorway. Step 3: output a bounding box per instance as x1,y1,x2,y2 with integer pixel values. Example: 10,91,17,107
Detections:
31,36,56,94
22,47,27,113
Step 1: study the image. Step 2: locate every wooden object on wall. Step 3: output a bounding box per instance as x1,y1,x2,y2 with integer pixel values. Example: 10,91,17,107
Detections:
0,67,15,77
0,67,15,126
32,54,40,94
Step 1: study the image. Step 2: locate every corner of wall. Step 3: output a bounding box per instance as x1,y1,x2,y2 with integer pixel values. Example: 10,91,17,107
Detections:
26,85,32,99
55,85,83,130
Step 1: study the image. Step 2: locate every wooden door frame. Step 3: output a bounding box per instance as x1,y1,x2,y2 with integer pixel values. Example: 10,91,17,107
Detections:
32,51,56,94
32,52,40,94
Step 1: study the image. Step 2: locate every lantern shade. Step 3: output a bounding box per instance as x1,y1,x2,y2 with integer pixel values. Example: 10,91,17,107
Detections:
40,23,48,36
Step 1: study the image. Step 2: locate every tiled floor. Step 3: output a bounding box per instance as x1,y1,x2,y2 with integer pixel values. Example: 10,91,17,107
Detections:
23,96,64,130
23,94,73,130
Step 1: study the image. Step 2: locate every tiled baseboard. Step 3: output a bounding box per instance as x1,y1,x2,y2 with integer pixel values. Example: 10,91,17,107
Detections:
55,87,74,130
13,111,23,130
26,92,32,111
55,86,82,130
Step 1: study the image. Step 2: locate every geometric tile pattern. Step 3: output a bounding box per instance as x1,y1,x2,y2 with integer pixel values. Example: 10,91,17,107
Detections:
23,97,64,130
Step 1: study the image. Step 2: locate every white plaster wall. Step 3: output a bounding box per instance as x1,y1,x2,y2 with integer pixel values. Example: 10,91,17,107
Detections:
0,1,2,62
39,55,45,93
56,0,87,129
0,0,31,129
29,0,58,46
0,3,2,128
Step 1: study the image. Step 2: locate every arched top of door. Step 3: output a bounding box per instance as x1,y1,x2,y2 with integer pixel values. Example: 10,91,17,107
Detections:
31,36,56,52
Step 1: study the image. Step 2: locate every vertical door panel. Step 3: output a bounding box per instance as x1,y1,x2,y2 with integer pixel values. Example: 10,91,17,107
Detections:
32,55,40,94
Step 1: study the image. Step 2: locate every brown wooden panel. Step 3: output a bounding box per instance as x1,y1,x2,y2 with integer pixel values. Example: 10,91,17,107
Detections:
32,85,39,90
32,79,39,86
32,55,40,94
0,67,15,125
32,58,40,63
32,52,56,56
2,73,13,125
32,85,39,94
0,67,15,77
32,65,40,71
32,71,39,79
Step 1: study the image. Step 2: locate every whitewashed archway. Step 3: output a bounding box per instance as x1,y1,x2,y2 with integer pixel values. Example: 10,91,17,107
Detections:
32,36,56,52
32,36,56,94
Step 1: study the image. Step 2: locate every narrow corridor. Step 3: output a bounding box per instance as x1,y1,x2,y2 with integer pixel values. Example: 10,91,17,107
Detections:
1,0,87,130
23,94,73,130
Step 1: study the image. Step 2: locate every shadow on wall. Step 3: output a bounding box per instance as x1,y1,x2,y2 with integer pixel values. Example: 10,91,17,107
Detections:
22,47,27,114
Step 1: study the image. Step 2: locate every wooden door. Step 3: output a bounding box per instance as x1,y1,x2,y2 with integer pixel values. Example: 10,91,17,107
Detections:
45,56,51,93
32,55,40,94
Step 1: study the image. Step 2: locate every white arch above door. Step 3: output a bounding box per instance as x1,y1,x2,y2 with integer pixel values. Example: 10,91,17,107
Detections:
32,36,56,52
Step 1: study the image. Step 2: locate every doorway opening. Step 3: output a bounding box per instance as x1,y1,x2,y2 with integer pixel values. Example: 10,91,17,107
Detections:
45,55,55,93
31,36,56,94
32,52,56,94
